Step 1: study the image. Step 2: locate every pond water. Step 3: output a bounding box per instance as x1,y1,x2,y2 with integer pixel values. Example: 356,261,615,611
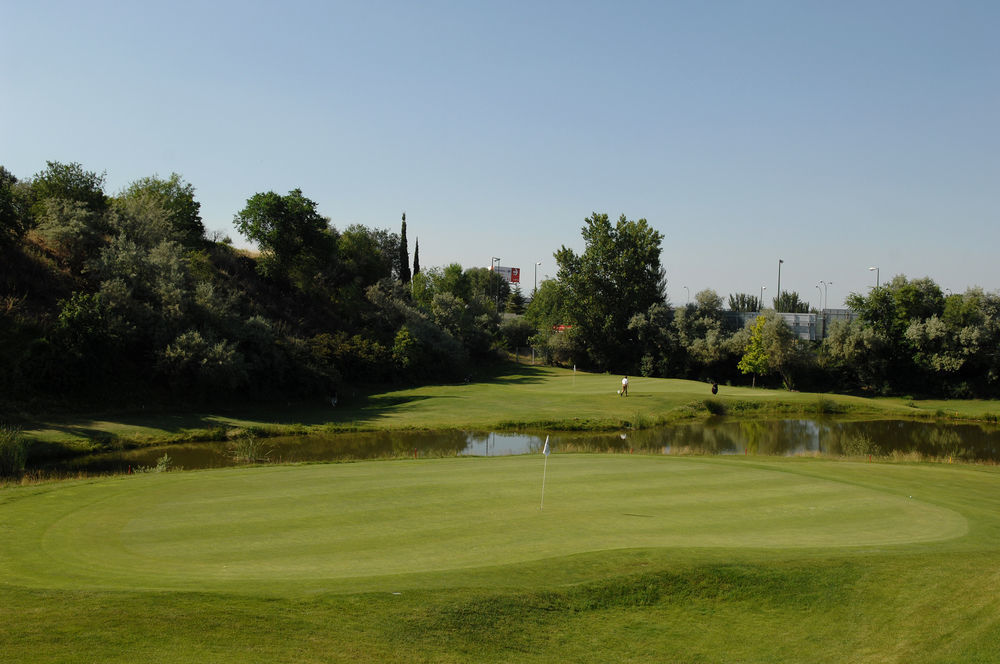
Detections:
35,418,1000,475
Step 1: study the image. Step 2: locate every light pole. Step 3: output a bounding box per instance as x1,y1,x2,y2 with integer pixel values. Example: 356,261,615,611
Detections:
684,286,690,304
820,280,832,310
533,261,542,297
759,285,766,312
776,259,784,312
491,257,501,309
816,284,822,311
869,266,879,288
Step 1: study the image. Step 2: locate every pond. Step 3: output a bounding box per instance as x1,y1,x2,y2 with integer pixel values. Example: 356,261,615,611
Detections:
33,418,1000,475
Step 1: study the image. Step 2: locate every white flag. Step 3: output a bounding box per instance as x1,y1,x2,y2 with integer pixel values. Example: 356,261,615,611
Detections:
542,436,550,456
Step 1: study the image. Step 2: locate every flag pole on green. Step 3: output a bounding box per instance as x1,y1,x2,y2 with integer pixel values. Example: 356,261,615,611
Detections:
540,436,550,510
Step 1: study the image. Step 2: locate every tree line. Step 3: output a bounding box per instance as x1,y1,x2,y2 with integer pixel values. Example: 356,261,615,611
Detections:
523,213,1000,398
0,161,517,408
2,162,997,410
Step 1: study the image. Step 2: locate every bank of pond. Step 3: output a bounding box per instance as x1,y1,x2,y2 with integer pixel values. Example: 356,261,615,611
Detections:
28,418,1000,476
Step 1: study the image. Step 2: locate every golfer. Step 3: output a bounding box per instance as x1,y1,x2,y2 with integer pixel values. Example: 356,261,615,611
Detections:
620,375,629,397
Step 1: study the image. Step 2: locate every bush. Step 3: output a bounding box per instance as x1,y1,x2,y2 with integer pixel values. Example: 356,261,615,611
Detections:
228,432,270,464
703,399,727,416
498,316,536,351
0,424,27,477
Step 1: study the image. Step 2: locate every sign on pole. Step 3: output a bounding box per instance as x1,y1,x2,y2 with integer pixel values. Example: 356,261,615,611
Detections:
490,265,520,283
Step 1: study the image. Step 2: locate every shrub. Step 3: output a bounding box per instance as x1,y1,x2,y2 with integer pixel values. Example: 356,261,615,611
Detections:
703,399,727,416
842,433,883,457
0,424,28,477
154,453,172,472
813,397,846,414
228,432,270,464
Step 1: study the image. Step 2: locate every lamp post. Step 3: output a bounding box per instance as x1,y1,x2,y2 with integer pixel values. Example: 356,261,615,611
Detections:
820,280,832,310
491,257,501,309
776,259,784,312
533,261,542,297
816,284,822,311
869,266,879,288
759,285,766,312
684,286,690,304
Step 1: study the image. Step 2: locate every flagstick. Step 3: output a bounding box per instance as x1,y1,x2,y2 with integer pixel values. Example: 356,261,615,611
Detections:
540,435,550,510
540,453,548,510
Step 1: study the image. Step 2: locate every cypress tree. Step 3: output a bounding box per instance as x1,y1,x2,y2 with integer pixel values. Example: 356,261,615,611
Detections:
413,238,420,277
399,212,411,284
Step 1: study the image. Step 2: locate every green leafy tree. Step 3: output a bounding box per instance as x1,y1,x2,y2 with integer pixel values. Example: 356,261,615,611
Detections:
28,161,108,220
524,278,569,332
627,302,676,377
555,212,666,370
234,189,337,289
737,311,802,388
738,316,769,387
0,166,29,246
116,173,204,246
35,199,106,271
728,293,760,312
773,290,810,313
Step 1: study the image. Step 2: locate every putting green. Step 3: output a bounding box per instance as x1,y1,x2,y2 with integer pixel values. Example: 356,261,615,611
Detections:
0,456,965,593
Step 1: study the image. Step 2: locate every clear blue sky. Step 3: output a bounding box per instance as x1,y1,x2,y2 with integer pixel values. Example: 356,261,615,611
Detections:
3,1,997,308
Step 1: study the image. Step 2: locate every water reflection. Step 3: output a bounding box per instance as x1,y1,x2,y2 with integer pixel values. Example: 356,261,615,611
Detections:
36,419,1000,474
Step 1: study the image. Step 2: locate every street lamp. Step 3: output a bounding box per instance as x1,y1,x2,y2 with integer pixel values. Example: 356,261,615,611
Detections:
534,261,542,297
684,286,690,304
816,284,822,311
491,257,501,309
776,259,784,312
820,280,832,310
759,285,766,312
869,266,879,288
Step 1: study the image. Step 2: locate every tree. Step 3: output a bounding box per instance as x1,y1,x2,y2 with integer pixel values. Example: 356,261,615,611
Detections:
0,166,29,246
116,173,204,246
524,278,569,332
728,293,760,312
233,188,337,289
737,311,802,388
738,316,768,387
555,213,666,370
506,285,525,314
773,290,810,313
628,302,676,377
412,238,420,277
398,213,411,284
29,161,108,220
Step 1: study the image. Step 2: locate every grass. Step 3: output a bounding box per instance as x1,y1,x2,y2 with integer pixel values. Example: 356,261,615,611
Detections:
2,454,1000,662
19,363,996,458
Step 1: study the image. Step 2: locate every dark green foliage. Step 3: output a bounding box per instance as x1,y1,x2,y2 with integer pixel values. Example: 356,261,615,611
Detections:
728,292,760,312
703,398,727,415
398,213,411,284
555,212,666,371
773,290,810,313
28,160,108,221
0,166,29,246
0,424,27,477
499,316,535,350
114,173,204,246
233,188,338,290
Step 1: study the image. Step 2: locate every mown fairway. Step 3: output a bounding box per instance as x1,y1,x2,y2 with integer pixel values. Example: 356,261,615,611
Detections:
26,364,994,452
2,454,999,662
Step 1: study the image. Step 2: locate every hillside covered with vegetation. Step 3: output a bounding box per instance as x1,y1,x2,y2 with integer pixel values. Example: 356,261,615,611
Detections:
3,161,1000,419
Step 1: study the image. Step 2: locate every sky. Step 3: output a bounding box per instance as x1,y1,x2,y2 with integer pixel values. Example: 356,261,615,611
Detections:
3,0,997,309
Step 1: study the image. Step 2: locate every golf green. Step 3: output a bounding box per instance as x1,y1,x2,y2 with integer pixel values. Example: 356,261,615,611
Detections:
0,456,965,595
